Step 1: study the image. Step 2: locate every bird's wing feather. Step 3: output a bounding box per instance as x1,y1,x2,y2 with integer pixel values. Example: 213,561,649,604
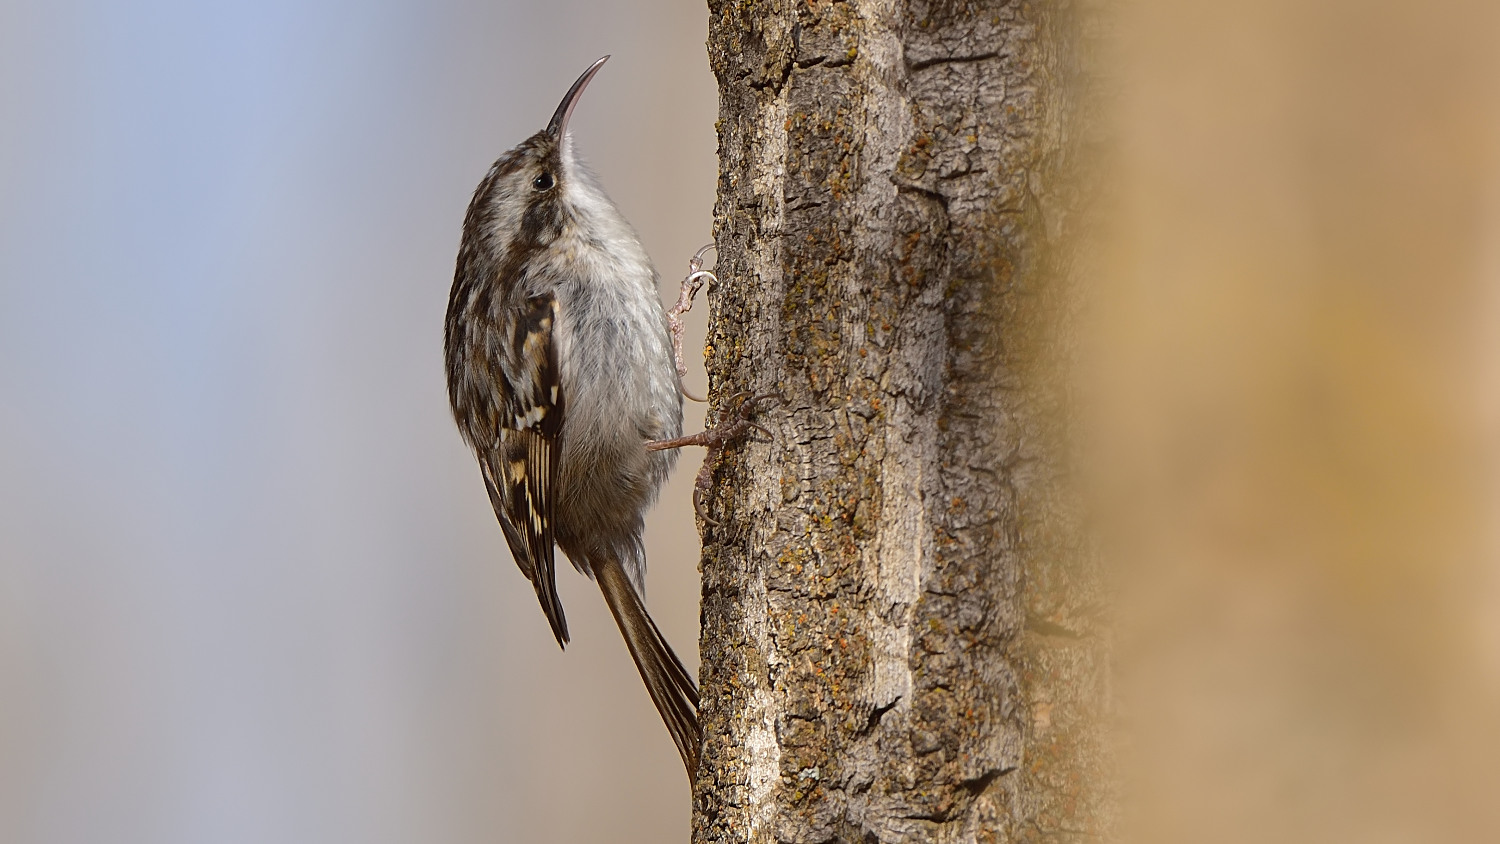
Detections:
478,292,568,646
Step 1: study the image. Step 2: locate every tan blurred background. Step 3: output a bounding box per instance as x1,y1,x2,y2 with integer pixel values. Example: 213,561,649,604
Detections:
0,1,714,842
1091,0,1500,841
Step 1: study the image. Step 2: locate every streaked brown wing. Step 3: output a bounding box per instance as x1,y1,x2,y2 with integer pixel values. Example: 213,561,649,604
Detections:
479,293,567,646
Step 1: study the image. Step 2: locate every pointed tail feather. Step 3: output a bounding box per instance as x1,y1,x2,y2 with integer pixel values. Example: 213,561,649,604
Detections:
595,558,701,778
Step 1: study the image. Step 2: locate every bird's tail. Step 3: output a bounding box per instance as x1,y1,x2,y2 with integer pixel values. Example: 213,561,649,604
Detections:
595,557,701,779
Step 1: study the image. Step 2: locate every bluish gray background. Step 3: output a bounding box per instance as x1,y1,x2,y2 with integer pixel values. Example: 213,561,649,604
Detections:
0,2,716,841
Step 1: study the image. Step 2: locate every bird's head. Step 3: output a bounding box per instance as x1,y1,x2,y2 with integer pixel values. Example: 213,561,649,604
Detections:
461,56,611,264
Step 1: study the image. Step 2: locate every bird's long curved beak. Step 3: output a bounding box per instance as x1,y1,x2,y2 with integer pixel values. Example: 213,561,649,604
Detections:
547,56,609,140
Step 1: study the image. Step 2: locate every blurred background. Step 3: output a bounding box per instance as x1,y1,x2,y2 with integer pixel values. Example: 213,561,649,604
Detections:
0,1,714,842
1092,0,1500,840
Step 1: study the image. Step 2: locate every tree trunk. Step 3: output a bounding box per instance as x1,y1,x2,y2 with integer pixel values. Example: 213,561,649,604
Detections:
696,1,1109,842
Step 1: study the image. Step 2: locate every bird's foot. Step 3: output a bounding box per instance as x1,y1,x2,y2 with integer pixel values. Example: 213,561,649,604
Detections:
647,392,776,525
666,244,716,403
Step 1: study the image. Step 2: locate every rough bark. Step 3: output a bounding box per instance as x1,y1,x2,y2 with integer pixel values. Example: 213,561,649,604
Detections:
696,1,1109,842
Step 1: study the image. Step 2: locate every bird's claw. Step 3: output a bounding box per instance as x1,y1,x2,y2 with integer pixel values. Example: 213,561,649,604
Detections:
668,244,717,403
647,389,779,527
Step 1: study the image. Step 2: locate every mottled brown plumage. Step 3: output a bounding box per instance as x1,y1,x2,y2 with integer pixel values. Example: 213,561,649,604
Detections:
443,57,700,777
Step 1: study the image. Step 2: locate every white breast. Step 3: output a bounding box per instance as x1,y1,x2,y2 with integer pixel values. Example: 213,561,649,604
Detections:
544,175,682,460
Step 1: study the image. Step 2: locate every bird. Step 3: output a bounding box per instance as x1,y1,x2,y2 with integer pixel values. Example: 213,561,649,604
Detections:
443,56,703,778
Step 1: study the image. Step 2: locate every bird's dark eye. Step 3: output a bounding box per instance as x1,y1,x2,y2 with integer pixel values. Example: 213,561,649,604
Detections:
532,172,555,191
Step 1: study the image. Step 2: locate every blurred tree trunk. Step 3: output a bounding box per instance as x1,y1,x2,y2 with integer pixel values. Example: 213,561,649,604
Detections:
696,1,1110,842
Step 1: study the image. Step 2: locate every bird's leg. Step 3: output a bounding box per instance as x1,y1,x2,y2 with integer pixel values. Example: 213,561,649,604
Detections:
648,392,774,525
666,244,716,403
